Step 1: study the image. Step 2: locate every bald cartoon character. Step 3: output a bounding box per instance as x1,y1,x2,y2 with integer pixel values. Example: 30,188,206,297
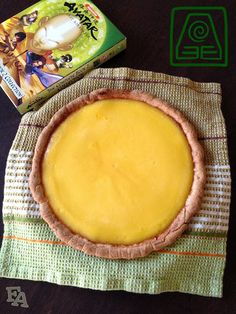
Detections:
26,14,82,54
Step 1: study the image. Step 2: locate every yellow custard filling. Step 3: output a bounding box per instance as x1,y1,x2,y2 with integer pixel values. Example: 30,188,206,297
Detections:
42,99,194,245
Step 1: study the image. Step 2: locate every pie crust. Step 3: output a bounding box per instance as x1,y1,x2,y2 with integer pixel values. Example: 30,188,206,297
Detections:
29,89,206,259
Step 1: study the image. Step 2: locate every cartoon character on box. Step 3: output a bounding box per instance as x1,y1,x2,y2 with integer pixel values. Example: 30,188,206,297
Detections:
0,13,82,105
25,51,63,88
53,54,73,69
0,31,26,53
26,14,82,54
20,11,38,27
46,53,73,72
0,10,38,95
1,10,38,55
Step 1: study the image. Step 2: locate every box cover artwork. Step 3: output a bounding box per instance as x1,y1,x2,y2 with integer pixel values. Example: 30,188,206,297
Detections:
0,0,126,113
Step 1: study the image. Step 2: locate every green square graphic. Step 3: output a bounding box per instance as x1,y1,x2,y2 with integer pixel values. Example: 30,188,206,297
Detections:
170,6,228,67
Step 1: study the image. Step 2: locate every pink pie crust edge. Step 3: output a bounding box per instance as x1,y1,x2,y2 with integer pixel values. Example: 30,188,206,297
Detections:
29,88,206,259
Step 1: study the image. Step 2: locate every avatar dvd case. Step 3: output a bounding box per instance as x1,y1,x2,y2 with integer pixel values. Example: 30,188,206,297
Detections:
0,0,126,113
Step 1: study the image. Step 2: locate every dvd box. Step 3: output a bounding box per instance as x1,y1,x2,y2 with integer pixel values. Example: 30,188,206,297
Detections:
0,0,126,113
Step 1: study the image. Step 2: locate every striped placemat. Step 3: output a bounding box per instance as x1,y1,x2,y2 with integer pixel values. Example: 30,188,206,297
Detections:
0,68,231,297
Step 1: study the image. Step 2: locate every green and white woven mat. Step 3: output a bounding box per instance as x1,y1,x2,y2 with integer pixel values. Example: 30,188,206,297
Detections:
0,68,231,297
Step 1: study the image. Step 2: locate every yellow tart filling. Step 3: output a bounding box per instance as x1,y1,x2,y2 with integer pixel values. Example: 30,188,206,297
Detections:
42,99,194,245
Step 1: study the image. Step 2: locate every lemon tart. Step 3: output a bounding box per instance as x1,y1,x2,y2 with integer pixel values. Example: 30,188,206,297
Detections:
30,89,205,259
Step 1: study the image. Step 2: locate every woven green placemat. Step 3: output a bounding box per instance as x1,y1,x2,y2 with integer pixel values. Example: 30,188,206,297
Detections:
0,68,231,297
